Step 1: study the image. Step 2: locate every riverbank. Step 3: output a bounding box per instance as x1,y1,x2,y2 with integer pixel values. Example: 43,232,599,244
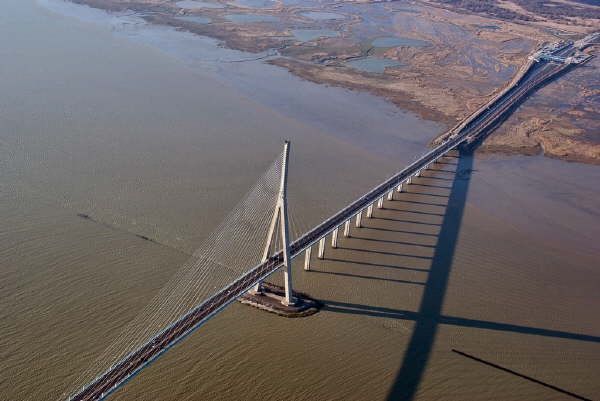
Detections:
65,0,600,164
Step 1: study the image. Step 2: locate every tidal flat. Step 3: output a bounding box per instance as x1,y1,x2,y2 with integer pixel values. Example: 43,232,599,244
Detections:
66,0,600,164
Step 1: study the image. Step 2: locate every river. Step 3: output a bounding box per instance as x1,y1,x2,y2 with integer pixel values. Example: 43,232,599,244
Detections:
1,1,599,400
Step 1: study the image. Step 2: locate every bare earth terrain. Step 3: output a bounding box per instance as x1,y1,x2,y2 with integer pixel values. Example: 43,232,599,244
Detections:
69,0,600,164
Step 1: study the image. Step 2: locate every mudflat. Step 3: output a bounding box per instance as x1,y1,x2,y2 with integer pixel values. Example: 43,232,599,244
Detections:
68,0,600,164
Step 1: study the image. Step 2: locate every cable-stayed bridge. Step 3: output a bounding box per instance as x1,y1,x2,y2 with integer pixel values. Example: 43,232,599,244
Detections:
63,36,596,401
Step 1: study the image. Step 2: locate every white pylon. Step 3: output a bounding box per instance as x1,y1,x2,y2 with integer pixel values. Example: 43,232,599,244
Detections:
250,141,295,306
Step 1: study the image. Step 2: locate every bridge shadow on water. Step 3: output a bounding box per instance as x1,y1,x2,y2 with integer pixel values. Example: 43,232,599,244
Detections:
383,149,471,401
317,148,600,401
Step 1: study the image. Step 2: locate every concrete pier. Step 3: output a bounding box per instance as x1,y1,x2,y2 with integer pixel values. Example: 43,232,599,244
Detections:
343,220,351,237
377,197,384,209
397,182,403,192
331,228,339,249
355,211,362,228
366,204,373,218
318,237,325,259
304,247,311,271
240,283,321,318
387,190,394,201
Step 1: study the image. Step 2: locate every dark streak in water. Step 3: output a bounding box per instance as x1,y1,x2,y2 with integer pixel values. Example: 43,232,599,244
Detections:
76,213,190,256
452,349,593,401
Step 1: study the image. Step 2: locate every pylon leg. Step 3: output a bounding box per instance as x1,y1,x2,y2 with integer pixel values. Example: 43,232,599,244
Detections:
283,267,293,306
279,142,295,306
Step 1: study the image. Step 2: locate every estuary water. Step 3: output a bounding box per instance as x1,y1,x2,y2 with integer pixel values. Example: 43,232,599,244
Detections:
2,1,599,400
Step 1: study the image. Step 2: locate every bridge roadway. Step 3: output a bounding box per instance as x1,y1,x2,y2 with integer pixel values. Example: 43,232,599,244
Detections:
68,43,581,401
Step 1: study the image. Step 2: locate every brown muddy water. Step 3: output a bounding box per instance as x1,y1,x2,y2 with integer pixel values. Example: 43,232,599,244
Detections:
2,1,599,400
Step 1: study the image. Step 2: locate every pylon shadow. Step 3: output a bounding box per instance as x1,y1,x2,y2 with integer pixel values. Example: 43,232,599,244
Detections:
384,148,473,401
310,270,426,285
319,148,600,400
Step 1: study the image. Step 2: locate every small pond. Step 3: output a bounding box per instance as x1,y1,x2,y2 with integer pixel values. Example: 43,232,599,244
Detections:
301,11,345,20
393,8,421,14
175,16,212,23
224,13,279,22
371,36,429,48
346,57,401,73
176,1,224,9
291,29,339,41
234,0,277,8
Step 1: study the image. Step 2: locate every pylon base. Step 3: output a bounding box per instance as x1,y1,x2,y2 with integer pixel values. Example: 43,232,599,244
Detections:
239,282,321,318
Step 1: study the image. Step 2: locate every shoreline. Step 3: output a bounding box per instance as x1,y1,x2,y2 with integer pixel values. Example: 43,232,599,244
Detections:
62,0,599,165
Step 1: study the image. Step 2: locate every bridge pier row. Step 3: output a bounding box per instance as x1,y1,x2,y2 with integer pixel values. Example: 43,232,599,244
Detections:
343,220,351,237
387,190,394,201
366,204,374,218
377,197,384,209
331,228,339,249
355,211,363,228
318,237,326,259
304,247,311,271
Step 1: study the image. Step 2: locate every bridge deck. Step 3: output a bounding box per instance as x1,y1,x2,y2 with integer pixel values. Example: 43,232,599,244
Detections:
68,44,577,401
